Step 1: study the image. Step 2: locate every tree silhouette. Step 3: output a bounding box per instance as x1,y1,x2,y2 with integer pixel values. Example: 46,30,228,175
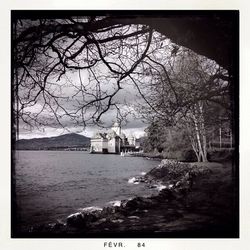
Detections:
12,12,237,140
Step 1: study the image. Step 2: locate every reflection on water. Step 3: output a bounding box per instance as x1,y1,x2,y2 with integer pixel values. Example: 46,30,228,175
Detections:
14,151,159,229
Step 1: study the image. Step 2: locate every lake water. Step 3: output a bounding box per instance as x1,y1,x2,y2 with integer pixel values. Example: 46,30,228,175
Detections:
14,150,160,230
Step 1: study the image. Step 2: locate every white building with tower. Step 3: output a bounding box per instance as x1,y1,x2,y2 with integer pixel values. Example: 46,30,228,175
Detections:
90,122,140,154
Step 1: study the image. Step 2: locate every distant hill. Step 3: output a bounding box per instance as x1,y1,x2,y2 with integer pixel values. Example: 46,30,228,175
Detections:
15,133,90,150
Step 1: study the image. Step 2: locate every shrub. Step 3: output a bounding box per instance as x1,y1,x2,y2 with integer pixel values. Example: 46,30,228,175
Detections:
162,148,196,162
208,148,234,162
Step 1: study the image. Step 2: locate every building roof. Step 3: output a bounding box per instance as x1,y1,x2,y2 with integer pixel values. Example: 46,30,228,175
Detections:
92,132,107,139
107,130,120,139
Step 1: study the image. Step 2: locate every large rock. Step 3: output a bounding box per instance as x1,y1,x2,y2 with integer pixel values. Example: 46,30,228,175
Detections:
125,196,157,210
66,212,86,228
146,159,191,181
66,211,99,228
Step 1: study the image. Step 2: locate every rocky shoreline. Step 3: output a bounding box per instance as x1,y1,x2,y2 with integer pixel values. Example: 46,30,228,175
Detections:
18,159,237,238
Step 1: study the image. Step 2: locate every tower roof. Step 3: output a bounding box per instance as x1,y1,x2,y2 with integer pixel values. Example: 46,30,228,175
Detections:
107,130,120,139
93,132,107,139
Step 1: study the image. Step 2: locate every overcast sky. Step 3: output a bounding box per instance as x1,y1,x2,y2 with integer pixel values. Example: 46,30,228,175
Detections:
18,122,147,140
17,71,150,139
17,75,149,140
16,25,173,140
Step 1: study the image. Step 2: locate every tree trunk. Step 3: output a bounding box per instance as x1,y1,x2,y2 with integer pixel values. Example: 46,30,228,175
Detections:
199,102,208,162
219,127,222,148
189,135,199,161
193,111,204,162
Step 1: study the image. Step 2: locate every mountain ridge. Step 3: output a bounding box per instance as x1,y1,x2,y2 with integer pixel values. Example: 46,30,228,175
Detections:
15,133,91,150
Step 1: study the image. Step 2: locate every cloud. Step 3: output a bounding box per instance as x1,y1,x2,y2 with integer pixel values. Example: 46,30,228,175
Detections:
17,71,149,140
17,91,148,139
18,119,147,139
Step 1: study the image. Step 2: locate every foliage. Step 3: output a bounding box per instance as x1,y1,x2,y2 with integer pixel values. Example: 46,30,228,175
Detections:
143,121,196,161
139,49,231,162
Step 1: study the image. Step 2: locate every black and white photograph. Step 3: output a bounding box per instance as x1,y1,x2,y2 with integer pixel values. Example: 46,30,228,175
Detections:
11,10,239,239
